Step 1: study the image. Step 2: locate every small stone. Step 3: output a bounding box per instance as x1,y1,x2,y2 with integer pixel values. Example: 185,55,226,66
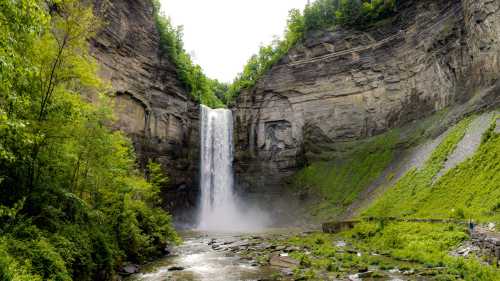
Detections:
269,254,300,269
168,266,185,271
358,266,369,273
281,268,294,276
122,264,139,274
285,246,300,252
275,245,286,251
402,269,415,275
358,271,373,278
488,222,496,231
335,241,347,247
348,273,361,281
164,246,172,256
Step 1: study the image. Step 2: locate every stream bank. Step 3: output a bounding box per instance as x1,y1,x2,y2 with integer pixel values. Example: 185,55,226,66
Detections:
125,230,441,281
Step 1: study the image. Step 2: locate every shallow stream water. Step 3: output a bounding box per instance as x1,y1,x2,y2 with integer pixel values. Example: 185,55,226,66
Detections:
125,231,277,281
126,230,436,281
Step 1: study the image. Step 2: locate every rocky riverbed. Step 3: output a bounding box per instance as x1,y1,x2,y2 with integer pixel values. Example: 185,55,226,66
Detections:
124,230,447,281
124,231,279,281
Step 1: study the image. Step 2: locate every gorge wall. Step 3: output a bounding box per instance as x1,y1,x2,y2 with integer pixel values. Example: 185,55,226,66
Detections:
87,0,500,220
233,0,500,195
90,0,200,214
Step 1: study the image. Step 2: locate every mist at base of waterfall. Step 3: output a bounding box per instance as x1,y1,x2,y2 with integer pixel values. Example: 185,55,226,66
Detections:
196,197,271,233
198,105,270,233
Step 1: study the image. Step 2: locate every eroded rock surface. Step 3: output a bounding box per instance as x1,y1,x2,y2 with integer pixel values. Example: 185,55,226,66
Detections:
90,0,199,214
233,0,500,193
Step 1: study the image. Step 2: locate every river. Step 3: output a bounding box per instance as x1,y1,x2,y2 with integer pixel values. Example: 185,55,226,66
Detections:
125,231,278,281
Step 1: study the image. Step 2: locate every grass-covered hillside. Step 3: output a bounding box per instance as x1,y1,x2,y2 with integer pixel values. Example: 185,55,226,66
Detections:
346,114,500,280
291,111,452,221
292,108,500,223
365,116,500,222
276,112,500,280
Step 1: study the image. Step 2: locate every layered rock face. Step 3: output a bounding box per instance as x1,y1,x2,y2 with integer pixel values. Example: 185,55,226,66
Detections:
233,0,500,193
90,0,199,213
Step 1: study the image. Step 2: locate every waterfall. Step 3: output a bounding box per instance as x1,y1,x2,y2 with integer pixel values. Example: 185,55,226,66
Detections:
198,105,238,231
198,105,269,232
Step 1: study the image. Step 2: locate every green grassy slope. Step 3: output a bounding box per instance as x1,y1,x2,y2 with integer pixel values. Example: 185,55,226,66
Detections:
291,111,450,220
284,114,500,280
293,130,400,219
365,116,500,223
343,114,500,280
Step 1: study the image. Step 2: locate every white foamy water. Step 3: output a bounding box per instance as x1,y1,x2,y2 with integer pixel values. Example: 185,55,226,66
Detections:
198,105,268,232
125,233,277,281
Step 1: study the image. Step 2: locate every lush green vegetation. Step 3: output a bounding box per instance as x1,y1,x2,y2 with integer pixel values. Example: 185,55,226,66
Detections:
291,111,451,220
0,1,178,280
279,114,500,280
340,115,500,280
304,0,397,32
291,111,499,223
151,0,225,108
293,130,400,219
364,116,500,222
224,0,398,103
263,226,499,281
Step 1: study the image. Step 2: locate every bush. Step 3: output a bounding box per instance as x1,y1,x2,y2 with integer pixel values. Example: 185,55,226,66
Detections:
29,239,72,281
0,241,41,281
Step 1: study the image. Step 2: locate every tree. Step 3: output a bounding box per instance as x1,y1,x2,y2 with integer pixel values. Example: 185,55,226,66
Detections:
0,1,179,279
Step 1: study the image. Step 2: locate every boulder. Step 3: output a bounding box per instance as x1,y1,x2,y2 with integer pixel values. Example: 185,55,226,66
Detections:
121,264,139,275
269,254,300,269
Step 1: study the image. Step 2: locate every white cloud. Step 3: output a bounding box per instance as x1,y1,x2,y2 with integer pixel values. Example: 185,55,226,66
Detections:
160,0,309,83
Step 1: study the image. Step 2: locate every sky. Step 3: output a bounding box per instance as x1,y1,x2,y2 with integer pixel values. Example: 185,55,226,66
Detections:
159,0,310,83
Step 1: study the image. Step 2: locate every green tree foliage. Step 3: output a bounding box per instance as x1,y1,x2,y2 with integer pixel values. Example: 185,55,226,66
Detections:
225,0,397,103
303,0,339,32
151,0,224,108
0,1,178,280
305,0,396,32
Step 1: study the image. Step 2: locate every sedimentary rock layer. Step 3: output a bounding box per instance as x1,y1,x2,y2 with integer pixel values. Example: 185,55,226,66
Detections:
233,0,500,193
90,0,199,213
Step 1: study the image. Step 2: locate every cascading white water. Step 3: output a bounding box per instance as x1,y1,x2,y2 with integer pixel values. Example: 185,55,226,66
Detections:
198,105,238,231
198,105,268,232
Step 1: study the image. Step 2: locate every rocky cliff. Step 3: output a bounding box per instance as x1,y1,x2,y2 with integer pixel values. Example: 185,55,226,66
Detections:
233,0,500,195
90,0,199,214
